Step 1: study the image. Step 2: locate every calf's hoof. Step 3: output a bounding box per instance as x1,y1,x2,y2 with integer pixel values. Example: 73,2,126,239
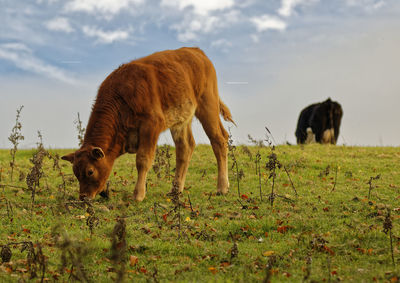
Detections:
217,188,229,195
133,190,146,202
217,179,229,195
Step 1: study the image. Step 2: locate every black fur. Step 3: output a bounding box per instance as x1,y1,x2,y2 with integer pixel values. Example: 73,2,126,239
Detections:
295,98,343,144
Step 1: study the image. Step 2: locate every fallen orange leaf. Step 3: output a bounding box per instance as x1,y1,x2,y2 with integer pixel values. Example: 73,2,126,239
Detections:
263,251,275,257
130,255,138,266
277,225,292,233
220,261,231,267
208,267,218,274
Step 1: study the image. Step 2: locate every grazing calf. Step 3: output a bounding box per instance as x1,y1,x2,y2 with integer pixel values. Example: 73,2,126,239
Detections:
62,47,235,201
295,98,343,145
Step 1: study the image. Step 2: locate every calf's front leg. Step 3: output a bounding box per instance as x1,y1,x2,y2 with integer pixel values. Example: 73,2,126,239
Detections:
133,124,161,201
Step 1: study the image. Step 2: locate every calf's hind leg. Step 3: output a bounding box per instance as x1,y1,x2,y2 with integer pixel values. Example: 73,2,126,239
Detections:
196,108,229,195
170,122,195,193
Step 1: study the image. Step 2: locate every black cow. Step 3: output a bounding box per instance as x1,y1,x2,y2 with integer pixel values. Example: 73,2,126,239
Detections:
295,98,343,145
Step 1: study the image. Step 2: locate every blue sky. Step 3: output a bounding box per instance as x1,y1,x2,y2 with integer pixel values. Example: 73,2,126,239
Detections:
1,0,399,148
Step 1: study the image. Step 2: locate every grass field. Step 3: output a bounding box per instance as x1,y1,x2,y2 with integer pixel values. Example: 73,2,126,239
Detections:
0,144,400,282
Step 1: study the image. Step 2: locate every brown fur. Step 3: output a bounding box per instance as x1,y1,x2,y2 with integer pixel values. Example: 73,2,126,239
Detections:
62,47,234,201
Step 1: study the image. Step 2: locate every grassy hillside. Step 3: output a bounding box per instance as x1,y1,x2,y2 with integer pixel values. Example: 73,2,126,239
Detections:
0,144,400,282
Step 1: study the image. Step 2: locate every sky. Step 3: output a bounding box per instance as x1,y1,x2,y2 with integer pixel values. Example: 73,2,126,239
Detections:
0,0,399,148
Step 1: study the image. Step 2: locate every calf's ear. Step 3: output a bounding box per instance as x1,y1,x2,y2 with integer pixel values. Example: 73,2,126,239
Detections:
61,153,75,163
91,147,105,160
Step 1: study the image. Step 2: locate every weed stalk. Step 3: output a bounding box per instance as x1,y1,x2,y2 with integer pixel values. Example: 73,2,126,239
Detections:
367,174,381,200
74,112,85,147
383,209,395,267
48,153,67,197
331,165,338,192
26,132,47,214
228,129,242,198
263,255,276,283
256,152,263,201
8,106,24,182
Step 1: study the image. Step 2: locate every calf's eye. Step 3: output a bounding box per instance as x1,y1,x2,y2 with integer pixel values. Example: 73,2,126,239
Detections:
87,169,94,176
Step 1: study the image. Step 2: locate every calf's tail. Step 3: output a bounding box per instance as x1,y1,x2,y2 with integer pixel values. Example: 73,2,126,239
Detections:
219,100,236,126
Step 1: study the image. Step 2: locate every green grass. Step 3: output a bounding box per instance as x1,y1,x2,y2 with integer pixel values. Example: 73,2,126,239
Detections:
0,144,400,282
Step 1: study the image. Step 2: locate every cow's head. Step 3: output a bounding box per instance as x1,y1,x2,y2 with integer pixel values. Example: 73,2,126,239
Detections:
61,146,112,200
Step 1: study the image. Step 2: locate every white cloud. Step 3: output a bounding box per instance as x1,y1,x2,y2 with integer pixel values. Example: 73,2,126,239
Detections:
0,43,77,84
82,26,130,43
161,0,234,15
278,0,318,17
372,1,386,9
64,0,143,18
45,17,74,33
345,0,386,11
211,38,232,48
251,15,287,32
279,0,302,17
171,9,240,42
161,0,238,41
172,15,220,41
36,0,59,4
250,34,260,43
211,38,232,52
0,43,31,52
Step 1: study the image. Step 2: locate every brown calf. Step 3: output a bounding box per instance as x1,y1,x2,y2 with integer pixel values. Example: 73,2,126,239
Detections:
62,47,234,201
